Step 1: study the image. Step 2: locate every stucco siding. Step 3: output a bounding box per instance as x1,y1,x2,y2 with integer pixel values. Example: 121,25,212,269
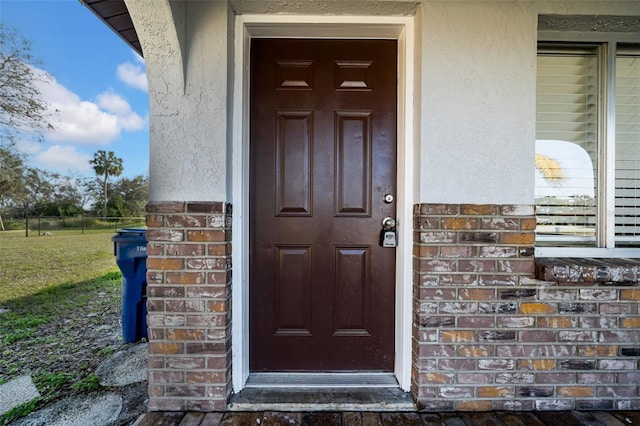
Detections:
420,1,536,204
125,0,640,412
126,0,230,202
131,0,640,205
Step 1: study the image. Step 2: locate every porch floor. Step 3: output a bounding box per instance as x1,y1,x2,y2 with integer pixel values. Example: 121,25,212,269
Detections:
133,410,640,425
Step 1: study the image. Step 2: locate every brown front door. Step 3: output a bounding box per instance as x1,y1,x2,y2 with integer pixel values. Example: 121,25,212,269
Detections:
250,39,397,371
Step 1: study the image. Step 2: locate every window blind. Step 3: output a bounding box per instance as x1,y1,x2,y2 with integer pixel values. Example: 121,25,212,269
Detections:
535,51,598,245
615,52,640,243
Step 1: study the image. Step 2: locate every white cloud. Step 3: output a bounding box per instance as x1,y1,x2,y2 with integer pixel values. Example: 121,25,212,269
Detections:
34,145,92,173
97,91,146,131
116,112,146,132
117,59,148,91
31,68,146,145
97,91,132,115
15,139,42,155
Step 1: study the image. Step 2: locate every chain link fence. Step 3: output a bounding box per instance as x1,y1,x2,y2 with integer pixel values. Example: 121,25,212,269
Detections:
24,216,145,237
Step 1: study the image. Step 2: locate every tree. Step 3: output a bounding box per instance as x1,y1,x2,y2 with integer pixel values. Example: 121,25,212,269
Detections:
20,168,56,215
0,25,53,229
90,150,124,218
0,24,52,142
107,175,149,217
1,146,88,221
0,146,26,206
0,146,26,229
41,176,86,217
0,148,54,218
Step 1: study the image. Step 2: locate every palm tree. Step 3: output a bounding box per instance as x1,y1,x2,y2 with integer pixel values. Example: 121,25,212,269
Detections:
90,150,123,219
535,153,566,184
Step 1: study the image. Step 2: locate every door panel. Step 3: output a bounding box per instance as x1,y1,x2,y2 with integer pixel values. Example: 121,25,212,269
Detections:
335,111,372,216
333,246,371,336
275,111,313,216
250,39,397,371
274,245,312,336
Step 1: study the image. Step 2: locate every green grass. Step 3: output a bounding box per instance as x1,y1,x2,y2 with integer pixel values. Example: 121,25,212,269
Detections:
1,371,75,425
0,312,47,344
0,231,118,302
71,373,102,392
0,271,124,424
0,231,127,424
2,398,40,425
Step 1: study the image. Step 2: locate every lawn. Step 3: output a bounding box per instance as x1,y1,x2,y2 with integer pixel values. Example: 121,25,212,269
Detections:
0,230,133,424
0,230,118,302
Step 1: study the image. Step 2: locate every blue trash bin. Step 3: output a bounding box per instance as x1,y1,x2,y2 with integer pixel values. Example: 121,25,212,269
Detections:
112,228,148,343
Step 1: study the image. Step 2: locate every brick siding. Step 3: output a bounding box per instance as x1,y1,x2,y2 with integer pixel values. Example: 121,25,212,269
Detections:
145,201,232,411
142,200,639,410
413,203,640,411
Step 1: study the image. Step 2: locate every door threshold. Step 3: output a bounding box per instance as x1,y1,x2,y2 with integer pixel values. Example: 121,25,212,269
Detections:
245,372,398,388
229,386,416,412
231,373,415,412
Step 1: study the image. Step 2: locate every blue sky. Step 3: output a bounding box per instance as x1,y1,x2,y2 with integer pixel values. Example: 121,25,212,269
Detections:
1,0,149,179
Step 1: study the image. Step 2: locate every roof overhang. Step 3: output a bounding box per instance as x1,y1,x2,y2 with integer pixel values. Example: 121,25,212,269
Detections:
80,0,142,56
79,0,421,58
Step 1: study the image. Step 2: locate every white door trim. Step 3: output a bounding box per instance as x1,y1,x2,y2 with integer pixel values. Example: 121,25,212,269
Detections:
231,14,417,393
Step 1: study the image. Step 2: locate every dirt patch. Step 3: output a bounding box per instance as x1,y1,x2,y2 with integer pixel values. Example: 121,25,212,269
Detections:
0,276,147,425
1,289,122,383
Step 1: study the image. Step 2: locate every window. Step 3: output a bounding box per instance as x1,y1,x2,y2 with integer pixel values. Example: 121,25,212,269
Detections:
535,42,640,252
616,50,640,243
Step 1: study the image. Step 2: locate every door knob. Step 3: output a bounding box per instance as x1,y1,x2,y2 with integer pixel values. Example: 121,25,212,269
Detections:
382,217,396,230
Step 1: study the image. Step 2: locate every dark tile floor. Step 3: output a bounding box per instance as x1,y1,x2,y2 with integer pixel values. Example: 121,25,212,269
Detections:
134,410,640,425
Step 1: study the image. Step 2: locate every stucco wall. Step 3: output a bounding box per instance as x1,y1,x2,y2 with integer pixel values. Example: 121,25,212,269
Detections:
130,0,639,205
126,0,231,202
419,0,639,205
420,2,536,205
127,0,640,412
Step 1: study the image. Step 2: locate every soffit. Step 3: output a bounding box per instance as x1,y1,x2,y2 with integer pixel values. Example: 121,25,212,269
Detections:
80,0,143,56
79,0,420,58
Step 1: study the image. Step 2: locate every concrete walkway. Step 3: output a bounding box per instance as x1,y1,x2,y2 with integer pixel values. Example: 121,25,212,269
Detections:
9,343,148,426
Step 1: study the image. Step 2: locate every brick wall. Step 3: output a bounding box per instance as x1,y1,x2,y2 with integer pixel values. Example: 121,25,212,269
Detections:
412,203,637,411
141,200,639,411
145,201,232,411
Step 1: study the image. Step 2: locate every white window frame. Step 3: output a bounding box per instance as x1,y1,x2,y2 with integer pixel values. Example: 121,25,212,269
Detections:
536,30,640,258
231,14,416,393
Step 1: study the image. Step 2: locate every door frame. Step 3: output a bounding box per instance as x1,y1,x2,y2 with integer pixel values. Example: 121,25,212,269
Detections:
231,14,417,393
